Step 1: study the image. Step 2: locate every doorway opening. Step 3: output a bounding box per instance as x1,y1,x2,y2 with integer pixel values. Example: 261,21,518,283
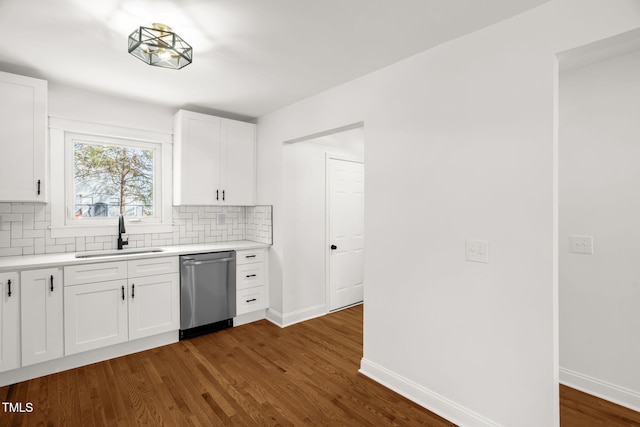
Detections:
282,123,364,322
557,29,640,413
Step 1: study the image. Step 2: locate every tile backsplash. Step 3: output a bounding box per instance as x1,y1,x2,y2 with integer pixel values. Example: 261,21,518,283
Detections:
0,203,272,257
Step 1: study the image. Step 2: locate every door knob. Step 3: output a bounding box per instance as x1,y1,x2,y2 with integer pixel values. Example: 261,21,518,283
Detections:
330,244,337,250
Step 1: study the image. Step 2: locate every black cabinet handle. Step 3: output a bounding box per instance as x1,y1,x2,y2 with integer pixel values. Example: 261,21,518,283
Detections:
50,275,54,292
37,179,41,195
246,298,257,303
7,279,11,297
216,189,219,201
246,274,257,278
122,286,125,300
131,284,135,299
245,255,257,259
330,245,337,250
222,190,225,201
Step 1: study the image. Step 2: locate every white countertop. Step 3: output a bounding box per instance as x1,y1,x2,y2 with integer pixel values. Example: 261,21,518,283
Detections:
0,240,270,271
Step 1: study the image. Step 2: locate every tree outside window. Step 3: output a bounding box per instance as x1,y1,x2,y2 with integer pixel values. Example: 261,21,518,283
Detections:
73,142,155,218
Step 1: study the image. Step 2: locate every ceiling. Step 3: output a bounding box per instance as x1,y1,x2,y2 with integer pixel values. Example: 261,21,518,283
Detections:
0,0,549,120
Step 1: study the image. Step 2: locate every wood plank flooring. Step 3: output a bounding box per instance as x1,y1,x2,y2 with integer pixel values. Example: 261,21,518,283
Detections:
560,384,640,427
1,305,639,426
0,306,454,426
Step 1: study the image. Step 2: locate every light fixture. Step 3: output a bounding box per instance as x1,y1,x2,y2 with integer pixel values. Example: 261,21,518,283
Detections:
128,23,192,70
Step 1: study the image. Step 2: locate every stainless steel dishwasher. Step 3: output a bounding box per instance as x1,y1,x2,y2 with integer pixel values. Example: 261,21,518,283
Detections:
179,251,236,339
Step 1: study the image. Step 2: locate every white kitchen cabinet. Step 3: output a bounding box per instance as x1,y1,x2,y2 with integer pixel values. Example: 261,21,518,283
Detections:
63,257,179,356
64,279,128,355
0,273,20,373
128,272,179,340
20,268,63,366
236,248,268,316
219,119,256,205
173,110,256,205
0,71,47,202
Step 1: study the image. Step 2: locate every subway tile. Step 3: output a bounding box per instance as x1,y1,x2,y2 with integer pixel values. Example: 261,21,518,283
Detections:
12,203,34,213
0,247,22,256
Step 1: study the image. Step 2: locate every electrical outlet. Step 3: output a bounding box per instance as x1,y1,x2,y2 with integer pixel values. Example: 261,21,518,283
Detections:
570,235,593,254
217,213,226,225
465,240,489,263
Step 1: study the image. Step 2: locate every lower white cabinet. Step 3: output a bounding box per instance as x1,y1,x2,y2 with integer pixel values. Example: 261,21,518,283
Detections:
64,279,128,355
0,273,20,373
236,249,268,316
64,257,179,356
21,268,64,366
128,273,179,340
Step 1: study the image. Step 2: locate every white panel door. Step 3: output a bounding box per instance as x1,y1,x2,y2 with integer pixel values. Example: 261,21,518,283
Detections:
328,158,364,311
128,273,179,340
21,268,63,366
0,273,20,373
64,280,128,355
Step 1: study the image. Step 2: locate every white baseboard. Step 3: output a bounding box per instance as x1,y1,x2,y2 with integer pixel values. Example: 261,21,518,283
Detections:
234,309,267,326
266,303,327,328
359,358,500,427
560,367,640,412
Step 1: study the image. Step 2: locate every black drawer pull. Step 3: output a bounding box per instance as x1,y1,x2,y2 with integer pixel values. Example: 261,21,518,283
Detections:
7,279,11,297
246,274,257,278
245,255,257,259
246,298,257,303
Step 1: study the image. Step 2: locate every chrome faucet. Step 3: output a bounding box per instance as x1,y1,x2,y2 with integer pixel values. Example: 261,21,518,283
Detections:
117,215,128,250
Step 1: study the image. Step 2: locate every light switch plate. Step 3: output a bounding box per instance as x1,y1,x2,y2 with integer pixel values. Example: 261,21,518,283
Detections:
570,235,593,254
465,240,489,263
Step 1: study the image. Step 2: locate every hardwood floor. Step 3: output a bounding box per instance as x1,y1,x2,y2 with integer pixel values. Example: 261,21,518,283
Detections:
1,305,639,426
0,306,454,426
560,385,640,427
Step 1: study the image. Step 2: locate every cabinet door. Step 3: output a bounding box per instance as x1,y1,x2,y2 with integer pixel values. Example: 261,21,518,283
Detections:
64,280,128,355
21,268,63,366
0,273,20,373
0,71,47,202
128,273,179,340
220,119,256,205
173,110,221,205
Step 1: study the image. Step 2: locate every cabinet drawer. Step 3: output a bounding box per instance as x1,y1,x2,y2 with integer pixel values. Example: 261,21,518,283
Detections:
236,249,264,265
65,261,127,286
237,263,264,290
236,286,266,315
128,257,179,278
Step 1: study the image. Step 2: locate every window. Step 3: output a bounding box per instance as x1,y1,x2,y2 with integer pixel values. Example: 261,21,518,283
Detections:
50,118,172,237
70,136,157,221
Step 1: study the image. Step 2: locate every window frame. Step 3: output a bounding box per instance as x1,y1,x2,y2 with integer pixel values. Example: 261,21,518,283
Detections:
50,117,173,238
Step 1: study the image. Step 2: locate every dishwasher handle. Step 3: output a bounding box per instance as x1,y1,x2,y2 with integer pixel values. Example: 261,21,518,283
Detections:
182,257,235,266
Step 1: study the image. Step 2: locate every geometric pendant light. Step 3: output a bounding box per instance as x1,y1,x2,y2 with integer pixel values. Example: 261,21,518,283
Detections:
128,23,193,70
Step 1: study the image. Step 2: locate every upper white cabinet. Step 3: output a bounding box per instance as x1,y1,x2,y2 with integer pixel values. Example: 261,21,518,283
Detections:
0,71,47,202
173,110,256,205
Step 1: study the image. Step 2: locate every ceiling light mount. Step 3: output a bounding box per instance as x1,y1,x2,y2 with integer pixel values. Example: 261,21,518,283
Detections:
128,23,192,70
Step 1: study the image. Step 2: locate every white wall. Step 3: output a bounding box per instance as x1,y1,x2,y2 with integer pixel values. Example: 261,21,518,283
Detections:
559,49,640,409
277,128,364,322
48,83,175,133
256,1,640,426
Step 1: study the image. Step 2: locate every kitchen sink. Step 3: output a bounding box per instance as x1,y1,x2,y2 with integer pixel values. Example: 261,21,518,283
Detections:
74,248,165,259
